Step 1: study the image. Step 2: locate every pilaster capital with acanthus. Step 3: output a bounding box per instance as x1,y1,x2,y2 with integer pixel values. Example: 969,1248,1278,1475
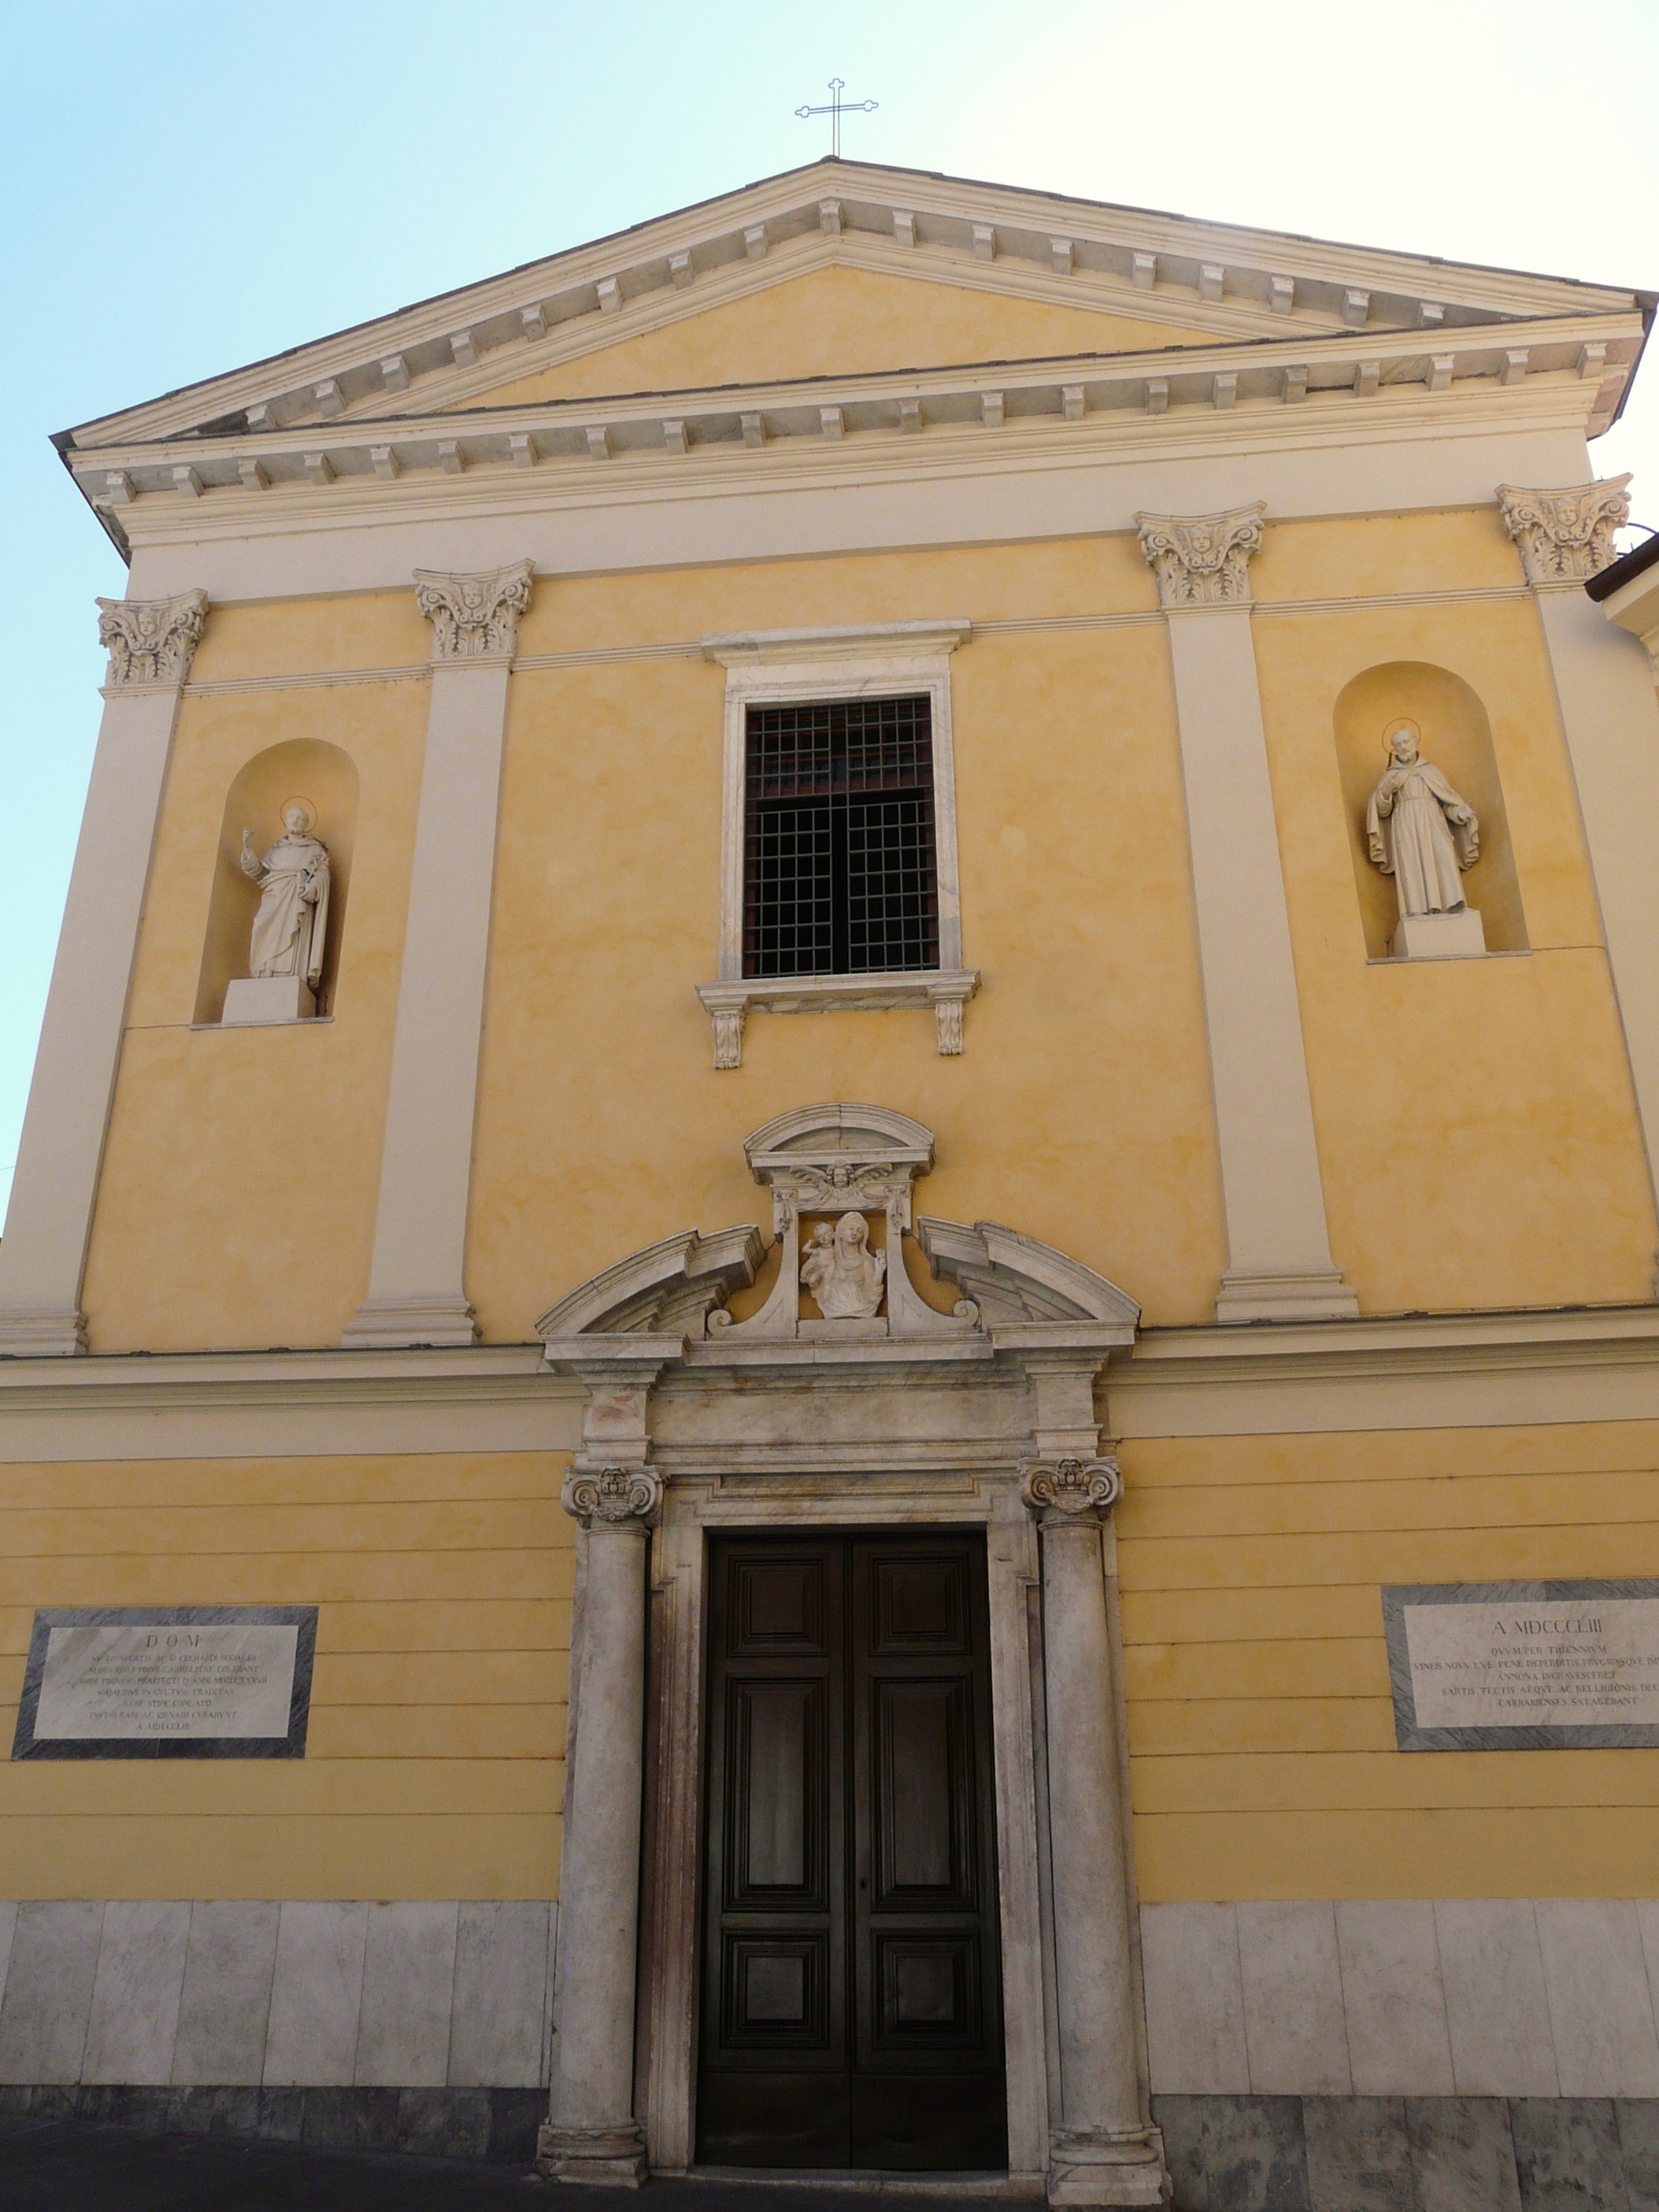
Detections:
561,1463,664,1529
414,558,535,661
1497,476,1631,586
96,590,208,688
1019,1453,1123,1523
1135,502,1266,609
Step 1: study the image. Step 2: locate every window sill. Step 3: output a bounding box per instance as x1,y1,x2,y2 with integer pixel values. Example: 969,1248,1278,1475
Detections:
695,970,980,1069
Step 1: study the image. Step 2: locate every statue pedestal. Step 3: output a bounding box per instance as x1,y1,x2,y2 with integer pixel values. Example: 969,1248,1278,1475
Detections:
221,976,315,1025
1391,908,1486,960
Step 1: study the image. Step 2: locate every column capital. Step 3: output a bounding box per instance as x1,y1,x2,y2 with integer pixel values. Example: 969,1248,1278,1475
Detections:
1135,502,1265,609
562,1463,664,1529
95,590,207,689
1497,475,1630,586
1019,1454,1122,1523
413,558,534,661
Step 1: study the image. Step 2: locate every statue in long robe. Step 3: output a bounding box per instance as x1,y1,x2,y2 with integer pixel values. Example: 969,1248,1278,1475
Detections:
1365,722,1479,919
241,806,330,986
800,1213,886,1319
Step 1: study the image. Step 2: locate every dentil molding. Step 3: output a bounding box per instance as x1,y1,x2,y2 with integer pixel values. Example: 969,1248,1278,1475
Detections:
1497,475,1631,585
1136,502,1266,608
414,559,534,660
96,590,208,688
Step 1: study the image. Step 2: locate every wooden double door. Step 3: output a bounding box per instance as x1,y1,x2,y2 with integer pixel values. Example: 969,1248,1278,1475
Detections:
697,1530,1007,2171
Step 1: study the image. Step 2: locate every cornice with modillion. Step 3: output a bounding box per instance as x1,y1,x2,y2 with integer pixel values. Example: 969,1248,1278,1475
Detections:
68,173,1582,456
77,316,1637,514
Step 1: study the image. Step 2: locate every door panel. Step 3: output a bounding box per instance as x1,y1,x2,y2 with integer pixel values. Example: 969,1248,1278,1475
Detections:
698,1531,1005,2172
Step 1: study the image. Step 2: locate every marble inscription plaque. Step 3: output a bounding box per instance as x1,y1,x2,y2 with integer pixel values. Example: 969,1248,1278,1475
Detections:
1383,1582,1659,1750
11,1606,317,1759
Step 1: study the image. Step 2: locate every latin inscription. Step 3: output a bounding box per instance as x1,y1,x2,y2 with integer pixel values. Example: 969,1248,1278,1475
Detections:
11,1606,316,1759
35,1624,299,1741
1383,1582,1659,1750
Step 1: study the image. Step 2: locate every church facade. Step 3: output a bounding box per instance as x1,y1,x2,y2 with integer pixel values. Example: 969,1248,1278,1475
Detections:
2,160,1659,2207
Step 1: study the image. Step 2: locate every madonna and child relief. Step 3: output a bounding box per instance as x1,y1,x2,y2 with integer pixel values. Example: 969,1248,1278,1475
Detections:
221,804,332,1026
1365,719,1486,960
800,1213,887,1319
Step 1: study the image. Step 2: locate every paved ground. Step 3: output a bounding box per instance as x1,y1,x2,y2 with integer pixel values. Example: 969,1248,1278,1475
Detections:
0,2121,1014,2212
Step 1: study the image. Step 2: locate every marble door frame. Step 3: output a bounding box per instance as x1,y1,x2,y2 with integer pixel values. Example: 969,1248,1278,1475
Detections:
637,1470,1057,2190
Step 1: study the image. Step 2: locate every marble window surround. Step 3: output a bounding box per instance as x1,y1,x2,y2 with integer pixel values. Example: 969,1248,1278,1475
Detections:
696,620,978,1067
1141,1898,1659,2101
0,1900,556,2093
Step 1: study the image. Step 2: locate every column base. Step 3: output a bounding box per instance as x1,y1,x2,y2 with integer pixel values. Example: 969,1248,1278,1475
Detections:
1046,2125,1170,2206
341,1296,477,1349
0,1306,89,1357
1214,1266,1360,1324
536,2119,649,2187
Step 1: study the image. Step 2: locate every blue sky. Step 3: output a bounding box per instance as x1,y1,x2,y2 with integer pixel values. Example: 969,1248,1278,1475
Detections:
2,0,1657,1218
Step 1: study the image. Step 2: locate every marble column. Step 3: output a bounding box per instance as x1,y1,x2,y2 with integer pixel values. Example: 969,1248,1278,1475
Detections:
1498,478,1659,1219
538,1463,660,2188
0,591,207,1356
1136,504,1357,1324
343,560,533,1349
1023,1453,1168,2208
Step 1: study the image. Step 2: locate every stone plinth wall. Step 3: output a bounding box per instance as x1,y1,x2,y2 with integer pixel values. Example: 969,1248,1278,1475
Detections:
1142,1900,1659,2098
0,1898,556,2145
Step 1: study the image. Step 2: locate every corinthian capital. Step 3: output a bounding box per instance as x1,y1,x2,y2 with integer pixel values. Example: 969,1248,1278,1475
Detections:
96,591,208,688
1497,476,1631,585
562,1463,664,1529
414,559,535,661
1019,1455,1123,1521
1136,503,1265,609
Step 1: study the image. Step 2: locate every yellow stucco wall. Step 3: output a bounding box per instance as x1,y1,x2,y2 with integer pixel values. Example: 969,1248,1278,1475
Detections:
81,596,428,1354
1253,510,1657,1312
0,1451,571,1898
75,508,1658,1351
1119,1419,1659,1899
472,262,1207,406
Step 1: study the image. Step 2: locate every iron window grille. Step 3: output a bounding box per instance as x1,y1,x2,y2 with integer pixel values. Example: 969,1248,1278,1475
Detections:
742,694,939,980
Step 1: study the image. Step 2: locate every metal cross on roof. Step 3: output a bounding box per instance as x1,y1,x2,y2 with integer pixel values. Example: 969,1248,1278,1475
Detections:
795,78,878,159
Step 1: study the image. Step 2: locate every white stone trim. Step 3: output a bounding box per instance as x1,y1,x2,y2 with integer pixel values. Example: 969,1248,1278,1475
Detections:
72,314,1641,528
1135,516,1356,1324
0,600,206,1357
112,408,1598,607
697,620,971,1067
344,576,529,1349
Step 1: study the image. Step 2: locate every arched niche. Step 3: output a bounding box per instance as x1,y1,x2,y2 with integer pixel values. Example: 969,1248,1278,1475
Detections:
195,738,359,1023
1334,662,1527,958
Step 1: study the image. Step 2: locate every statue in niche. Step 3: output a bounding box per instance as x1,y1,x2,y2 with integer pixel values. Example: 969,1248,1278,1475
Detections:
240,805,331,990
1365,721,1480,919
800,1213,887,1319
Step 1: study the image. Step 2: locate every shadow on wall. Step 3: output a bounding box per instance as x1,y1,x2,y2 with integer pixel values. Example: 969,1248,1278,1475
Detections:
1334,662,1528,959
194,739,358,1023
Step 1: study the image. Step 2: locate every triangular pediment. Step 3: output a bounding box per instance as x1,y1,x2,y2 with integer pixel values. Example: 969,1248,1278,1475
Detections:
66,157,1647,453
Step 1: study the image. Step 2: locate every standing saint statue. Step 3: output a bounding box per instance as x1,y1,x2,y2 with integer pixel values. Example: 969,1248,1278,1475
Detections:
241,805,330,990
1365,721,1480,921
800,1213,887,1319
